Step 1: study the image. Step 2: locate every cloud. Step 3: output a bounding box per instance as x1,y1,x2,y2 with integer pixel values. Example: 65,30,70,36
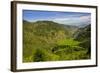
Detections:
23,10,91,26
51,14,91,25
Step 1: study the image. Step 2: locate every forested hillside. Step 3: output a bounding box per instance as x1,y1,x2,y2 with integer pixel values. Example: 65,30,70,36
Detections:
23,20,91,62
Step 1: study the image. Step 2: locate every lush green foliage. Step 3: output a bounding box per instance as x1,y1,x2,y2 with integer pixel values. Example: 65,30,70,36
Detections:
23,20,91,62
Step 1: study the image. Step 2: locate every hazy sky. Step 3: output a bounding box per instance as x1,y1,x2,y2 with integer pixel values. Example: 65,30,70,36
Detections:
23,10,91,26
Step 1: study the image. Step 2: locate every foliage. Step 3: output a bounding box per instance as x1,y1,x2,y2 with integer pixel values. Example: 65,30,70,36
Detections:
23,20,91,62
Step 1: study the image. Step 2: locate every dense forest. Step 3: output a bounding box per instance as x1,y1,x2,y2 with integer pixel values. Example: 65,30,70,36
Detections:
23,20,91,62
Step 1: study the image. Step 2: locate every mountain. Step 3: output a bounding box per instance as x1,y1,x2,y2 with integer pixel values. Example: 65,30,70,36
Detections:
73,24,91,54
23,20,78,38
74,24,91,41
23,20,91,62
76,23,90,28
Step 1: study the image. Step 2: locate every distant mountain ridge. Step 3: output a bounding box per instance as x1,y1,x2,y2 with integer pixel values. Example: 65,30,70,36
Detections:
23,20,91,39
23,20,78,36
24,20,78,27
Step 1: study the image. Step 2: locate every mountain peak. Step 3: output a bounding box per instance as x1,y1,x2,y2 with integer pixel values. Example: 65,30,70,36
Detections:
34,20,58,24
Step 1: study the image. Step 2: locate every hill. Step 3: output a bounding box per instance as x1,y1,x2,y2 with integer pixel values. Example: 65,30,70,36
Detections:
23,20,91,62
74,24,91,55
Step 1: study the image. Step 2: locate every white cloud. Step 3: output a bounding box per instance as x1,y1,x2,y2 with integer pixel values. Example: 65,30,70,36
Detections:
79,15,91,21
50,15,91,25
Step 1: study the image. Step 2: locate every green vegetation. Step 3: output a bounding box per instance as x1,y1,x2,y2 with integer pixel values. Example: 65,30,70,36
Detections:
23,20,91,62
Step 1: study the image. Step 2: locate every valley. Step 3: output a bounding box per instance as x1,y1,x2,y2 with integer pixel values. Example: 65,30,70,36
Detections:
23,20,91,62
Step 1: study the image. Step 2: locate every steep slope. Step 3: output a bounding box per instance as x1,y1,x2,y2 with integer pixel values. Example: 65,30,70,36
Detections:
74,25,91,55
23,20,90,62
74,25,91,41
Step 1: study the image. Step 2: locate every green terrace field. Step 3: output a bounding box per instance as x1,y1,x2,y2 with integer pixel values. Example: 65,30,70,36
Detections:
23,20,91,62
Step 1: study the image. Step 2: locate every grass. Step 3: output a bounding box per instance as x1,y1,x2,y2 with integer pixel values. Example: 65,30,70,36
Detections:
23,38,89,62
23,21,91,62
57,38,80,46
